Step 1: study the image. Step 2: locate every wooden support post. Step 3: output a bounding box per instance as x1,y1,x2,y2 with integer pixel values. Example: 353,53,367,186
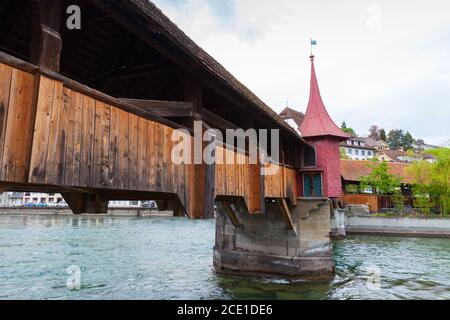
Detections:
277,198,297,235
204,128,216,219
259,157,266,214
62,193,108,214
182,76,215,219
30,0,63,72
223,202,241,228
84,194,109,214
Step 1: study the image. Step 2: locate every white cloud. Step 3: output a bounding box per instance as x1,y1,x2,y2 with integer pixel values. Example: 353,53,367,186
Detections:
153,0,450,145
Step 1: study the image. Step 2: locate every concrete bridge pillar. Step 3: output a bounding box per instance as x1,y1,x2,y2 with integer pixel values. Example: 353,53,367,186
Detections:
214,198,335,278
332,208,347,238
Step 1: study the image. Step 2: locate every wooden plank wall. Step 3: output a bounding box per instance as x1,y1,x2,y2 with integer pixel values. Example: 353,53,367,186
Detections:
264,163,297,203
215,145,261,213
0,63,299,216
341,194,378,212
17,71,192,215
0,63,37,183
215,145,298,213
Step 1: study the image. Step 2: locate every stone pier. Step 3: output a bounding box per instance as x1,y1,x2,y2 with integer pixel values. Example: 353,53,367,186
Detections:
214,198,335,278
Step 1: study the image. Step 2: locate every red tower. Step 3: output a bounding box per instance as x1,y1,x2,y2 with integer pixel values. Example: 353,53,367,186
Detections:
299,55,350,198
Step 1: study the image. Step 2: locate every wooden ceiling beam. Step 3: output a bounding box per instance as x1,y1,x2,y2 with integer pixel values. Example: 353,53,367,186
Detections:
200,109,239,130
120,98,193,118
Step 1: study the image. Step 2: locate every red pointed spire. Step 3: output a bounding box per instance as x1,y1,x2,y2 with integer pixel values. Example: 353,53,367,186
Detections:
300,55,350,140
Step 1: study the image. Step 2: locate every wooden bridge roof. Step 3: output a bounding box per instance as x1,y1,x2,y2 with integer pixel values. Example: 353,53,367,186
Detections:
121,0,304,141
0,0,306,145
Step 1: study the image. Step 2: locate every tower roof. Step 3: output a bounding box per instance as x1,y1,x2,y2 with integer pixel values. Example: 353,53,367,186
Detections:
300,56,350,140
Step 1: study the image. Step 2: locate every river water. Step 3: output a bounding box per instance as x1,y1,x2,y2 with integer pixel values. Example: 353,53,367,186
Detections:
1,214,450,300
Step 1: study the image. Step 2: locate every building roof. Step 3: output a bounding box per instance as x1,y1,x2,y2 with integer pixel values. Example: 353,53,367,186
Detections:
279,107,305,130
364,137,388,148
121,0,305,142
299,56,350,140
340,160,415,184
378,150,409,162
378,149,437,163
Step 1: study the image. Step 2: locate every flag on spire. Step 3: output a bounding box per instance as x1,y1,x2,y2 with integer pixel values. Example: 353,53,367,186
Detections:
310,39,317,56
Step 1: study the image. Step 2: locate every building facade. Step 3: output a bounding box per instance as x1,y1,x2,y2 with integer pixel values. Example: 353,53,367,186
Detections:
341,137,376,160
0,192,24,207
22,193,64,205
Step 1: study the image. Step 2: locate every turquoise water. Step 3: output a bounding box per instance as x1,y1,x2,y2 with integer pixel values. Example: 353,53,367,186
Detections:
1,215,450,300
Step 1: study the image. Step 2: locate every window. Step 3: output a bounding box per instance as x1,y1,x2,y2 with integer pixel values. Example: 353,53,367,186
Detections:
347,148,352,154
362,150,365,156
303,145,316,167
368,151,372,156
303,173,323,197
354,150,359,155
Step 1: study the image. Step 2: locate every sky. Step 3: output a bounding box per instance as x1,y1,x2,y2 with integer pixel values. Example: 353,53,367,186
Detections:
152,0,450,146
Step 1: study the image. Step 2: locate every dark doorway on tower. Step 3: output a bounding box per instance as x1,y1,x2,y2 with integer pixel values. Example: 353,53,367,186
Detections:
303,173,323,197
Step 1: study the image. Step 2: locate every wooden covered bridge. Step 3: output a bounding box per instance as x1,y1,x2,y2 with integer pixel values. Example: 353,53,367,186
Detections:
0,0,336,277
0,0,309,219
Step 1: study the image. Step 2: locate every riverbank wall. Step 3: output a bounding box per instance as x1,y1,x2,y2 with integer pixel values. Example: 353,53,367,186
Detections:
332,215,450,238
0,207,171,217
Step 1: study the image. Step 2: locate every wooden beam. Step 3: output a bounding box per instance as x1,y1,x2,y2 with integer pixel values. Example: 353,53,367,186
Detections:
223,202,241,228
200,109,239,130
120,99,193,118
117,64,174,81
204,129,216,219
30,0,62,72
89,0,196,70
277,198,296,234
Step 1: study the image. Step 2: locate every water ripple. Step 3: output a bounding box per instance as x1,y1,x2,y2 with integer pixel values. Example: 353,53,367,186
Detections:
1,215,450,299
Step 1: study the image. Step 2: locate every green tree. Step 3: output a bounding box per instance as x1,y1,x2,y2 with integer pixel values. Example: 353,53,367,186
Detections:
427,148,450,215
392,189,406,214
402,131,415,151
407,148,450,215
379,129,387,142
368,125,380,140
360,159,403,195
341,121,356,136
387,129,404,150
340,148,350,160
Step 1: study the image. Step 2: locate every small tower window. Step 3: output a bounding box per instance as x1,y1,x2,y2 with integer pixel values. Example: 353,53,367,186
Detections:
303,145,316,167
